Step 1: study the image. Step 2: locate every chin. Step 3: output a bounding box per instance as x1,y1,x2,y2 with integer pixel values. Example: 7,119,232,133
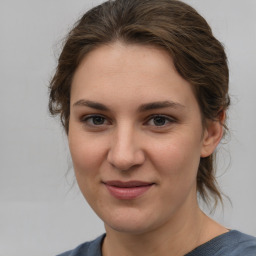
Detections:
102,207,166,235
106,221,153,235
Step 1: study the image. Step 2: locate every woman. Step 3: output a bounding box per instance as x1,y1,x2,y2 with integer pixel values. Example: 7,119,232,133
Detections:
49,0,256,255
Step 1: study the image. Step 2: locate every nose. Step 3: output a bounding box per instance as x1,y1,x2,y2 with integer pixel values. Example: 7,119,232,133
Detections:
107,125,145,171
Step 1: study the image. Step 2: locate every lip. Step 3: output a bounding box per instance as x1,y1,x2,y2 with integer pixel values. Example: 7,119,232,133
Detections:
103,180,154,200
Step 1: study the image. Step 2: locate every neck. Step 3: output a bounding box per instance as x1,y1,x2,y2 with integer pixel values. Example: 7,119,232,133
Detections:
102,199,215,256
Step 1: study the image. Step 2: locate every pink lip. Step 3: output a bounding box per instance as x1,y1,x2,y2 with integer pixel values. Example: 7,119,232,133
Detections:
103,180,154,200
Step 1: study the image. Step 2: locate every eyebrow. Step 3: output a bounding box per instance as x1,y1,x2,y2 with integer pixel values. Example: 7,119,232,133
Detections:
73,100,109,111
73,99,185,112
138,101,185,112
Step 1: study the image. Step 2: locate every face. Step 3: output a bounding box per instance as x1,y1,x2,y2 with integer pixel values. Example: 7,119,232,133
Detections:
68,42,218,235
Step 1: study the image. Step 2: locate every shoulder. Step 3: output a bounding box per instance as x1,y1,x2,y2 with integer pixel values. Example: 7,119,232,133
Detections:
186,230,256,256
230,231,256,255
56,234,105,256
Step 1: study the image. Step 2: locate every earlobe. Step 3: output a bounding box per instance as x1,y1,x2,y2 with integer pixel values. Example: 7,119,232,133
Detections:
200,111,225,158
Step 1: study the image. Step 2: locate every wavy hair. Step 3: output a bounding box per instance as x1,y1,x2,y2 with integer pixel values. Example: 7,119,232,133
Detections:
49,0,230,207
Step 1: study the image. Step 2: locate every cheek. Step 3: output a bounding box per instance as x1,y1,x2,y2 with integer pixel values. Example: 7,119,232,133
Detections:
151,138,201,209
69,130,104,172
68,129,108,198
149,132,202,186
68,132,107,206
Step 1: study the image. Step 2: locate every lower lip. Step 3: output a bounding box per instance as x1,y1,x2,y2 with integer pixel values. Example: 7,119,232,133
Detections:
105,184,153,200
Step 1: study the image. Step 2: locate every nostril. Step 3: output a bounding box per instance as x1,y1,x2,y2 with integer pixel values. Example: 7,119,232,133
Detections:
107,131,146,170
108,155,136,171
107,149,145,171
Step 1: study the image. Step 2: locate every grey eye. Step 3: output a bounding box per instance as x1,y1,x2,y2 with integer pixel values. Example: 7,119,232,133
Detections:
152,116,167,126
146,115,176,127
91,116,106,125
82,115,107,126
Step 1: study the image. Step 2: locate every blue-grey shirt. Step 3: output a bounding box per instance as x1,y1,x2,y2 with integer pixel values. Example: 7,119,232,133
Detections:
57,230,256,256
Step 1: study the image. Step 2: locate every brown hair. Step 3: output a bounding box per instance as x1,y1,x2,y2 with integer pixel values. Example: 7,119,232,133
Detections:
49,0,230,207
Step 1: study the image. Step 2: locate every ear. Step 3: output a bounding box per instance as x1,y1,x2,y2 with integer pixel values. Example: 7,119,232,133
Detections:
200,111,225,158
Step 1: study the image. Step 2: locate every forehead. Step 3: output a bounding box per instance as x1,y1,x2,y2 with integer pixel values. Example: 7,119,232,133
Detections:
71,42,198,109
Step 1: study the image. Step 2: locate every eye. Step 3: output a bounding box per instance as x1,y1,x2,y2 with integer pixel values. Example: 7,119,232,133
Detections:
81,115,108,126
146,115,175,127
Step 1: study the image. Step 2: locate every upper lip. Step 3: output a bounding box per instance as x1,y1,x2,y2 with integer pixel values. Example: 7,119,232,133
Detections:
103,180,154,188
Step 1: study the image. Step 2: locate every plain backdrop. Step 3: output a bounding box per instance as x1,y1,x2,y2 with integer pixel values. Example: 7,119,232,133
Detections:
0,0,255,255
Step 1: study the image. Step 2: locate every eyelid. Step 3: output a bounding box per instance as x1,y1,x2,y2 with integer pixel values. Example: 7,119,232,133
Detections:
80,114,111,126
144,114,177,126
79,113,176,128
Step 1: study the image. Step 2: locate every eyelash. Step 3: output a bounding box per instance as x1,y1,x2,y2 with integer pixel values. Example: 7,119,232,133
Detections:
80,114,176,128
145,115,176,127
81,115,110,127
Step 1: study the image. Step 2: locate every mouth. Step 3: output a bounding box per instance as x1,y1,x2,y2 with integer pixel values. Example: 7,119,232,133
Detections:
103,180,155,200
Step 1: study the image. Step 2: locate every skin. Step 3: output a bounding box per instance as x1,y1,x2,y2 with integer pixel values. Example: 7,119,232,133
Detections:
68,42,228,256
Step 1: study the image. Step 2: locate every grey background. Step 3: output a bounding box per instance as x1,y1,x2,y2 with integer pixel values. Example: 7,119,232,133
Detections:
0,0,255,255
